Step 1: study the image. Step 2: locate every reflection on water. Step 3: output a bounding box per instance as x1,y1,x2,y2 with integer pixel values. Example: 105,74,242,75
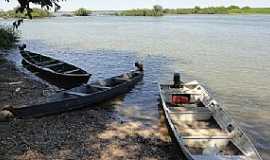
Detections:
1,15,270,158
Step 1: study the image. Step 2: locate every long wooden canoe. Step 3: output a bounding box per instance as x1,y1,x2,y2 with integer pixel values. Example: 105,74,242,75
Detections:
12,63,143,118
159,74,262,160
20,49,91,89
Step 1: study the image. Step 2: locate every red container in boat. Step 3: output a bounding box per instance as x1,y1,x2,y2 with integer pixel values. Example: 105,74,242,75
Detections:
171,95,190,104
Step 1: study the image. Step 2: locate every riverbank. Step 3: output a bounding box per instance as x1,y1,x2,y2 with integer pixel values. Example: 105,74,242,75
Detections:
117,6,270,16
0,54,177,159
0,54,49,107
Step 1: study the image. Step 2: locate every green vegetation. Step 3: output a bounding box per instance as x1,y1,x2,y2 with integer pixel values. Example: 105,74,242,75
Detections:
118,5,164,16
118,5,270,16
0,26,19,49
3,0,63,18
164,6,270,15
0,8,51,19
74,8,92,16
229,7,270,14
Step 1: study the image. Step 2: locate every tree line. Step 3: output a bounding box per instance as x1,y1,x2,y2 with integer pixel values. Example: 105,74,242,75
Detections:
118,5,270,16
117,5,164,16
0,8,51,19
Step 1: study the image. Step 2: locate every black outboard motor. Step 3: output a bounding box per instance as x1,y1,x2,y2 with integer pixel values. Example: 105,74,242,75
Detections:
135,62,144,71
18,44,26,51
173,72,182,88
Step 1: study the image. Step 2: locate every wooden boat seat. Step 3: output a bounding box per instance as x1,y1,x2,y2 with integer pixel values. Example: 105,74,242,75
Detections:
44,62,64,68
37,60,57,66
64,91,89,97
63,69,81,74
28,55,40,58
113,77,131,81
90,85,112,89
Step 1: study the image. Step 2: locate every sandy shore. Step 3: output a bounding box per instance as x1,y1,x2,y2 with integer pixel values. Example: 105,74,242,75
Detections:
0,54,177,159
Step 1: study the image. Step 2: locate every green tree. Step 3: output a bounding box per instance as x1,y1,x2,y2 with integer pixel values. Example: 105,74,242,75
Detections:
153,5,163,12
153,5,163,16
227,5,240,10
0,8,51,19
193,6,201,13
74,8,91,16
1,0,59,49
3,0,63,18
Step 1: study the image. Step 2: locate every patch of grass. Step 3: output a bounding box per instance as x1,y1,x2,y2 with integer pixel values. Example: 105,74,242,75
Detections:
0,26,19,49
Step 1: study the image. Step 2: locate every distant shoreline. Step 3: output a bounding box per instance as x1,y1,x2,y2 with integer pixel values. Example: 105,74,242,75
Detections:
116,6,270,16
1,5,270,18
1,14,270,21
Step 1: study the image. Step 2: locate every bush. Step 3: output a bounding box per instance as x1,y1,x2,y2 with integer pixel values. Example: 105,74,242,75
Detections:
242,6,251,10
227,5,240,10
153,5,163,16
118,5,163,16
0,11,6,17
74,8,91,16
31,8,51,18
0,26,19,49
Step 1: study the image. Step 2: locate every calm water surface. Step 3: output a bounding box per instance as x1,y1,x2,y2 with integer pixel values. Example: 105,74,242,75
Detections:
1,15,270,158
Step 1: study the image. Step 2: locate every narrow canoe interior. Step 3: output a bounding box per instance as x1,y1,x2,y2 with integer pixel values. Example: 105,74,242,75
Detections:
61,71,138,97
22,51,87,74
160,84,253,160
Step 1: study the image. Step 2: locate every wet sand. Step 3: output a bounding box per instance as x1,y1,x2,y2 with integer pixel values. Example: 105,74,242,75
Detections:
0,55,177,159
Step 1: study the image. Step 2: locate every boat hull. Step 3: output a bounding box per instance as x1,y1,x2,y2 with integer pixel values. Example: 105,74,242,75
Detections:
21,51,90,89
159,82,262,160
22,60,90,89
160,102,190,160
14,71,143,118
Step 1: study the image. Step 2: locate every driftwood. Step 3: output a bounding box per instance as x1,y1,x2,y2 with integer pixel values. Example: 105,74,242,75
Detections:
8,81,23,85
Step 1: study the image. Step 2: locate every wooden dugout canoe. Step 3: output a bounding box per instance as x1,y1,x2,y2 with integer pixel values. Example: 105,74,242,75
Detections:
12,63,143,118
20,50,91,89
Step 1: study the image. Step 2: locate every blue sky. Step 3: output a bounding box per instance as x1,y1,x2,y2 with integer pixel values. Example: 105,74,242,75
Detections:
1,0,270,11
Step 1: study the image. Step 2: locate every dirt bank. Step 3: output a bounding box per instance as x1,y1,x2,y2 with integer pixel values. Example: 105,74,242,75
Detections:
0,54,177,159
0,54,49,107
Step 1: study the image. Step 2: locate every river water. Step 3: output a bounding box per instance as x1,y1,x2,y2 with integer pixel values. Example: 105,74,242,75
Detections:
1,15,270,159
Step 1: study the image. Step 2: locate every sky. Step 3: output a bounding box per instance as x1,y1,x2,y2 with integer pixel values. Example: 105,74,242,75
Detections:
1,0,270,11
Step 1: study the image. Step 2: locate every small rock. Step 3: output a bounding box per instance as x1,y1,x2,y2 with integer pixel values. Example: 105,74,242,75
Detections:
15,87,21,92
0,110,14,122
